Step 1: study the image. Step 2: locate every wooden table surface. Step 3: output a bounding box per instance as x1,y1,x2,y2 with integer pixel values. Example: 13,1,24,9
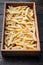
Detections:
0,0,43,65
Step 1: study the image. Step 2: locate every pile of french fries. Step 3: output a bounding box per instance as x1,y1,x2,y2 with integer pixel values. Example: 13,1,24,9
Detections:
4,6,37,50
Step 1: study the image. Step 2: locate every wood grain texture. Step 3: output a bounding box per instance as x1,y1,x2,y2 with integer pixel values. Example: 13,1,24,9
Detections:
0,0,43,3
0,32,2,43
0,15,3,31
0,3,4,15
0,0,34,3
37,14,43,42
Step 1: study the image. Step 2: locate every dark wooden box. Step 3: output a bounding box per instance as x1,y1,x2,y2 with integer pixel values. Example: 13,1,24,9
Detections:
1,2,41,56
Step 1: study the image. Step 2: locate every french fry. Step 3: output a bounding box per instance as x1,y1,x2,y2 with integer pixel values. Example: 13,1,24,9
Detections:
5,6,37,50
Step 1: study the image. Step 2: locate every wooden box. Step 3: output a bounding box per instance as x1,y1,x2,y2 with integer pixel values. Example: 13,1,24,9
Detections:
1,2,40,56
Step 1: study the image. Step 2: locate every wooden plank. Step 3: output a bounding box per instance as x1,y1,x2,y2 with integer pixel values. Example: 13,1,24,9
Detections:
33,0,43,3
37,14,43,42
0,3,4,15
0,42,43,65
0,0,43,3
0,0,34,3
0,52,3,59
0,15,3,31
0,58,42,65
0,32,2,42
36,4,43,14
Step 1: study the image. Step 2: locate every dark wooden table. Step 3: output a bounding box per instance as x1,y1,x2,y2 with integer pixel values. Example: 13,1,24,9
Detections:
0,0,43,65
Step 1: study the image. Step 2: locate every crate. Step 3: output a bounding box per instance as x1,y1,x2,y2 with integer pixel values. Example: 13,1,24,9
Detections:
1,2,40,56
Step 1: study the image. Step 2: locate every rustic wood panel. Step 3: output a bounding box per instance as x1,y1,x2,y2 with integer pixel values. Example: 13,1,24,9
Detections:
36,4,43,14
0,15,3,31
0,3,4,15
0,0,43,3
37,14,43,42
0,32,2,43
0,0,34,3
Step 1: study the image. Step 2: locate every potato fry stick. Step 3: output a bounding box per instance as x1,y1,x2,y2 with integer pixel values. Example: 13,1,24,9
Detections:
5,6,37,50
